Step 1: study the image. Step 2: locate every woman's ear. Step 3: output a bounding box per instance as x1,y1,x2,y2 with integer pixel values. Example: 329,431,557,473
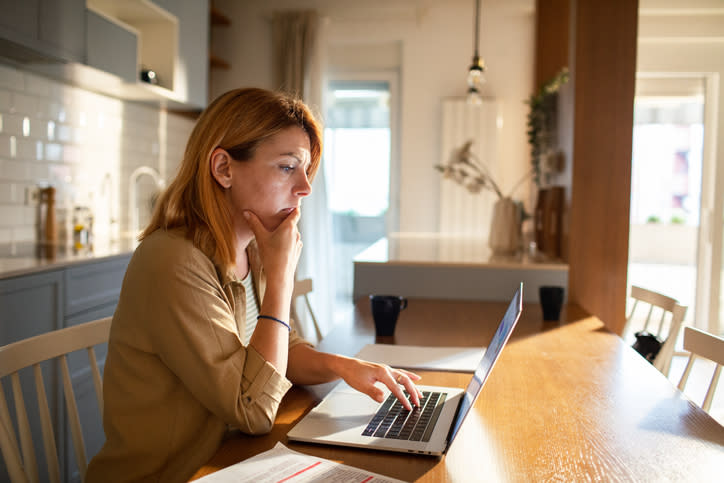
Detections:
210,147,232,189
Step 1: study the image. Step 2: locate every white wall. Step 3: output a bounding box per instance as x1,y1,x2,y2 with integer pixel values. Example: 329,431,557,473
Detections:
211,0,534,233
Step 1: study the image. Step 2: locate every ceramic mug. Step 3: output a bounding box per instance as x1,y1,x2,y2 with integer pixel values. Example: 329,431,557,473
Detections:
369,295,408,336
539,286,564,321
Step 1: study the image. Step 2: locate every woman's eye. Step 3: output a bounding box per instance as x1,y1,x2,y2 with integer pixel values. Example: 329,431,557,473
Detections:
280,165,295,173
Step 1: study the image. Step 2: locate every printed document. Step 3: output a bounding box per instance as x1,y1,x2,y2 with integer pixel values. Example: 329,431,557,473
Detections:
194,442,405,482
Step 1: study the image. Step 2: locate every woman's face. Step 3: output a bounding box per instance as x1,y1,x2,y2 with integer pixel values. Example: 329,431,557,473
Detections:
227,126,313,232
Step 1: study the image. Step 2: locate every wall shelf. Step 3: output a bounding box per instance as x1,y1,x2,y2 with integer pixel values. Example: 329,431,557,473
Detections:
209,3,230,71
210,6,231,26
87,0,178,92
209,53,230,70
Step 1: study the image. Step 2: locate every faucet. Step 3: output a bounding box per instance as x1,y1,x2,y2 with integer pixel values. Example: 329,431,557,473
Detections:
128,166,166,236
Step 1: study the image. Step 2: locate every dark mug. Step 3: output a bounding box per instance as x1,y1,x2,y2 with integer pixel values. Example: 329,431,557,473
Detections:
370,295,408,336
539,286,564,321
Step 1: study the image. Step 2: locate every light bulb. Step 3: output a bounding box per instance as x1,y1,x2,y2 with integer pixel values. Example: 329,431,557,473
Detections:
466,56,485,105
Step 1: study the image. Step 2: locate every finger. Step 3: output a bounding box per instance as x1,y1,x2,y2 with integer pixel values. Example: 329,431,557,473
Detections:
243,211,267,237
399,369,422,381
278,207,301,230
398,369,424,399
387,373,412,411
394,373,420,407
287,206,302,224
367,385,385,404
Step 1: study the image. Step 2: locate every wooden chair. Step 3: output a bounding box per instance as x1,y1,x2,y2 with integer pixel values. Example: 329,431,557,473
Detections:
677,327,724,413
292,278,323,343
625,285,687,377
0,317,111,483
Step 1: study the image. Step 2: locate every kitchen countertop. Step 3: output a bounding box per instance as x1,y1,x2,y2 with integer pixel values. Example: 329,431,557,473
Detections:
0,237,138,280
354,234,568,270
352,234,568,302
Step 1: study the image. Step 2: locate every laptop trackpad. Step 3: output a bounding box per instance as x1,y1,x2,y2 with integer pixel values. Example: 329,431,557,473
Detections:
306,384,381,424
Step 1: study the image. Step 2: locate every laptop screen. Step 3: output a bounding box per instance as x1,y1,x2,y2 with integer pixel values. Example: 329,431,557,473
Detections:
446,284,523,446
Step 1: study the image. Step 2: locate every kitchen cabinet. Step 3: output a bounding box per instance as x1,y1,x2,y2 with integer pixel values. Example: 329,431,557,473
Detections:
153,0,210,110
0,0,209,110
0,254,131,483
0,0,85,64
82,0,209,110
85,8,138,84
62,255,131,483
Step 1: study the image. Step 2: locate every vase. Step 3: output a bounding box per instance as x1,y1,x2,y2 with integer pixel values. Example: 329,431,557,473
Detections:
488,197,522,255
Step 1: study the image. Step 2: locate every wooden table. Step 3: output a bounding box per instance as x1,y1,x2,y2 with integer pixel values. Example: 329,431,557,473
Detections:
192,299,724,482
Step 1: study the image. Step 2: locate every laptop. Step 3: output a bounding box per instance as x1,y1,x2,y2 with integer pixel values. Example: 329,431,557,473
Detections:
287,283,523,456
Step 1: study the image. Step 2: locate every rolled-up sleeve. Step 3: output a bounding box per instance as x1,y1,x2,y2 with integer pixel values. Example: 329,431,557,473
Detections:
239,345,292,432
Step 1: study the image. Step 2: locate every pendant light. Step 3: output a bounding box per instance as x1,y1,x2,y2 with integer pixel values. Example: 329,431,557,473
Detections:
467,0,485,104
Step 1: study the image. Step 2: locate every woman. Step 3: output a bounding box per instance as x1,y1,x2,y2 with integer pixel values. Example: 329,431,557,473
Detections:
86,88,421,482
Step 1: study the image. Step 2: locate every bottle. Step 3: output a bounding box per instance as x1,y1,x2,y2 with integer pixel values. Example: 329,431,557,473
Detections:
41,187,57,259
42,187,57,244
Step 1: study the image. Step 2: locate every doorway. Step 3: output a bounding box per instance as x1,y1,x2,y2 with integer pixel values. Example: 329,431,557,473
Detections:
323,76,398,315
628,75,722,340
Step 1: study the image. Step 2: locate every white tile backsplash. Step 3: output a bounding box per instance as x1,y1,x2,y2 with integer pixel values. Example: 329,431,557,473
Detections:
24,74,52,97
0,63,196,243
0,92,11,111
0,64,23,91
12,93,40,118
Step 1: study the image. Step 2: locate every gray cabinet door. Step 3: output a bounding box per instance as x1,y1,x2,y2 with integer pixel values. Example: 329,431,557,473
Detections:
0,0,39,43
39,0,86,63
0,270,64,483
64,255,131,319
0,0,84,63
62,255,130,481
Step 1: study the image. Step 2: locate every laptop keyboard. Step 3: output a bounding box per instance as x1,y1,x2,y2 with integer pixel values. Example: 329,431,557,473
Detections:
361,391,447,442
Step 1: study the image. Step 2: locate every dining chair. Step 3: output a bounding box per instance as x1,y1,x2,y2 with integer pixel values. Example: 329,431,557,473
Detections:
292,278,323,343
677,326,724,413
625,285,687,377
0,317,111,483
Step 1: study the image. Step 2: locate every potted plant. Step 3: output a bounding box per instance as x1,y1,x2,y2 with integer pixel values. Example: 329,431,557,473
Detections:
526,67,569,187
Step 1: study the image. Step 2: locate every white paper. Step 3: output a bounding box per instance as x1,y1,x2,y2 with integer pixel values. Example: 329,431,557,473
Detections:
194,442,405,482
355,344,485,373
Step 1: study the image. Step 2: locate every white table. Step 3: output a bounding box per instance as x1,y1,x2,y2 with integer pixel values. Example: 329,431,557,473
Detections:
353,234,568,302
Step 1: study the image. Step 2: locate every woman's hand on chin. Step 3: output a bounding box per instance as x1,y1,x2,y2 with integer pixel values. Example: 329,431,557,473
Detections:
243,209,301,293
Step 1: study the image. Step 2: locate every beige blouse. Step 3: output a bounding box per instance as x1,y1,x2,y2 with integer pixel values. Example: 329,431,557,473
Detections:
86,229,309,482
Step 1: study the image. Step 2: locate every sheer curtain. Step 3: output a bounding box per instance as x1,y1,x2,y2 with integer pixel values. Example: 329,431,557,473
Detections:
272,10,335,340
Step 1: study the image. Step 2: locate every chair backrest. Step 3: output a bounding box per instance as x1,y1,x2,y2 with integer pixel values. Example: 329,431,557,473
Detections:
0,317,111,483
292,278,323,343
677,326,724,412
625,285,687,377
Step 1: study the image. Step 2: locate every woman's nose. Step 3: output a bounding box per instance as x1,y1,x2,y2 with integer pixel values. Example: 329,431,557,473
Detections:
295,171,312,197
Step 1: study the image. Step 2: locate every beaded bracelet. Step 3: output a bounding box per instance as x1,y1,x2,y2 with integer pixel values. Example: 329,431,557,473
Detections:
257,315,291,332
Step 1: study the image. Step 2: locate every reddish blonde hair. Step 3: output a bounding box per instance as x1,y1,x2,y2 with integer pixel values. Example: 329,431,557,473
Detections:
141,88,323,270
